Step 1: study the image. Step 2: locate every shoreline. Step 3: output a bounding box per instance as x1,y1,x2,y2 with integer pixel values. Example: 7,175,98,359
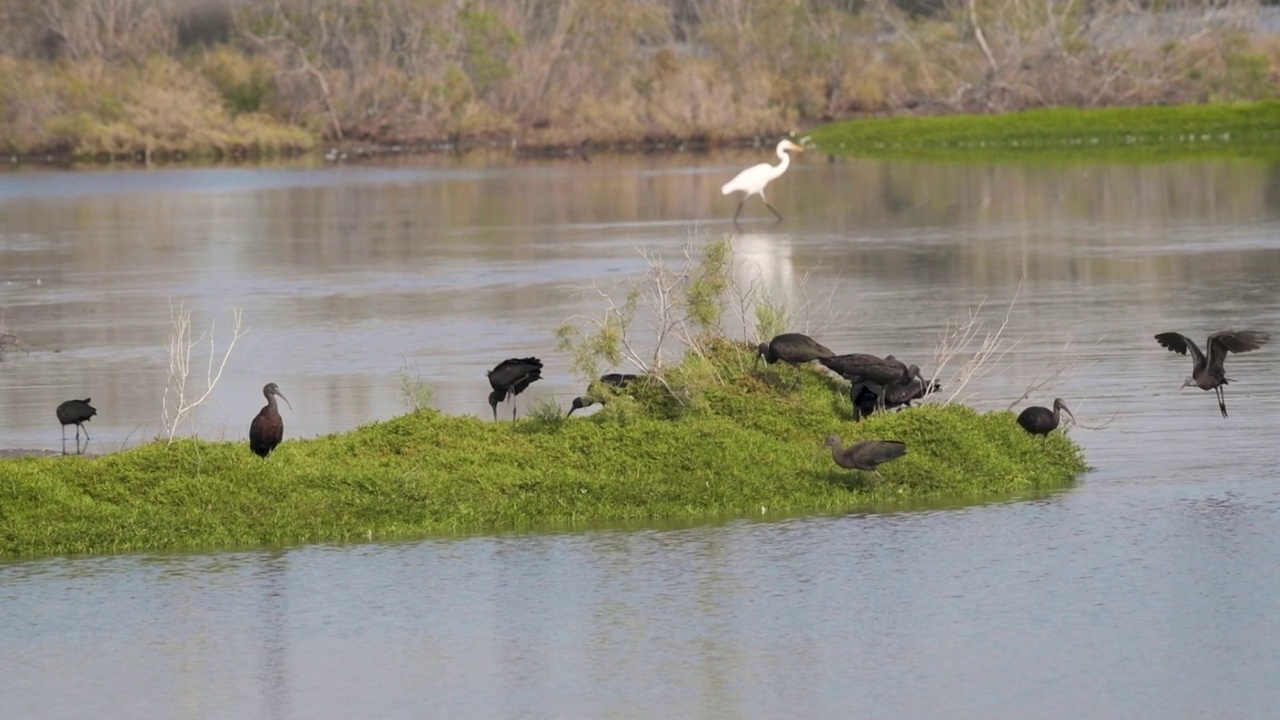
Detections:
3,133,803,170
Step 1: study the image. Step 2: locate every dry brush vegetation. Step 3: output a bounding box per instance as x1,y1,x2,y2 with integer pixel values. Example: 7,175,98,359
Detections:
2,0,1278,158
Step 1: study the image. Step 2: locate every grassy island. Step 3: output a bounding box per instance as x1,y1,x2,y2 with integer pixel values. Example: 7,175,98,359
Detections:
0,239,1087,558
0,339,1086,559
808,102,1280,161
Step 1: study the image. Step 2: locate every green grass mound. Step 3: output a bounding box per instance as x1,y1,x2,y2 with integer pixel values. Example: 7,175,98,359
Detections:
809,101,1280,162
0,342,1086,559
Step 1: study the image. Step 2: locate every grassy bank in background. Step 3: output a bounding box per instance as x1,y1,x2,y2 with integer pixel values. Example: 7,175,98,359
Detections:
0,341,1086,559
809,102,1280,161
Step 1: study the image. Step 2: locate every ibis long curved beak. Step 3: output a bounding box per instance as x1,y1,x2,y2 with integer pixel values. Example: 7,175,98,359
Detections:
277,392,293,411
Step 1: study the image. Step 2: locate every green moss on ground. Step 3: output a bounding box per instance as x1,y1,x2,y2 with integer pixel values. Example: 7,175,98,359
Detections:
0,341,1086,559
809,102,1280,161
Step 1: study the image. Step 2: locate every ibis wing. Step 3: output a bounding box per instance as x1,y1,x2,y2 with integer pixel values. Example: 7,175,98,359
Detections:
851,440,907,468
1154,332,1205,367
1209,330,1269,355
249,413,265,447
1207,330,1269,376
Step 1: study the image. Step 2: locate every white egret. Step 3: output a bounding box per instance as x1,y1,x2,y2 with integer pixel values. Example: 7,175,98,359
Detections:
720,139,805,223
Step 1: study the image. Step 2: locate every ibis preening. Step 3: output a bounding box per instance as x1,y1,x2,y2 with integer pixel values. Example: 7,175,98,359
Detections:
56,398,96,454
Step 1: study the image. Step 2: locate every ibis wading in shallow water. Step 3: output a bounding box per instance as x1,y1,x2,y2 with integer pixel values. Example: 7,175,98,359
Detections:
56,398,97,451
1154,330,1269,418
249,383,292,458
1017,398,1075,439
721,139,805,224
487,357,543,421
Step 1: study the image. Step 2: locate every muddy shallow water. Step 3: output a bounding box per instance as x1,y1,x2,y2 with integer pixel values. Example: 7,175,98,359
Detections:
3,153,1280,718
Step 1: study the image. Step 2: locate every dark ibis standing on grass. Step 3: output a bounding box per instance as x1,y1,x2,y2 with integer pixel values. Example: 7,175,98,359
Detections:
819,353,910,386
1017,398,1075,439
756,333,835,366
883,365,940,406
487,357,543,421
56,398,96,452
852,366,941,420
1154,330,1270,418
567,373,639,417
823,435,907,476
249,383,292,458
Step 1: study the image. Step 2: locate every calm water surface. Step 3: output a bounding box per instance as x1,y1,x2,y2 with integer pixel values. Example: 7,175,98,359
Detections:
3,152,1280,718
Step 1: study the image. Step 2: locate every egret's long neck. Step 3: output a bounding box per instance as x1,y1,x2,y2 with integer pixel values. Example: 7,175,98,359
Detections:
774,147,792,174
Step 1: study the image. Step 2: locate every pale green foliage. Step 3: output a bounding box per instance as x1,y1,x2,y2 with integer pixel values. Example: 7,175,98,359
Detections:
686,238,730,335
556,307,627,384
754,299,789,342
525,398,565,426
398,362,436,412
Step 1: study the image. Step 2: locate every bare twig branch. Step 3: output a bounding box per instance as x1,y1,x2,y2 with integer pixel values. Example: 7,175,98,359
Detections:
932,279,1024,405
162,301,247,443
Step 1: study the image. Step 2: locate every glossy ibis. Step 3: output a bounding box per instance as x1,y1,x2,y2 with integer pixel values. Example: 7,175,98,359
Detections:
823,435,907,475
1154,330,1269,418
56,398,96,447
249,383,292,458
852,367,941,420
567,373,639,417
884,365,940,406
819,353,910,387
1016,398,1075,439
721,139,805,224
487,357,543,421
756,333,835,367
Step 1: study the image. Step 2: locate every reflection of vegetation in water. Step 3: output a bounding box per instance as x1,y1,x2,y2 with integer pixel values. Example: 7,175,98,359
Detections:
0,239,1086,559
810,102,1280,161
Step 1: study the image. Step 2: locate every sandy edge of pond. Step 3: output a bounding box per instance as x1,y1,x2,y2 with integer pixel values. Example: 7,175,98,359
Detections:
0,448,96,459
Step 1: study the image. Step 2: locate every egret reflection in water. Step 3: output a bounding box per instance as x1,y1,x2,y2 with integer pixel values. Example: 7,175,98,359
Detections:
729,232,798,319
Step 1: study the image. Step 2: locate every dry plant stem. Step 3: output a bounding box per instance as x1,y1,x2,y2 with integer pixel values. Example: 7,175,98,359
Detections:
968,0,1000,76
1003,334,1116,429
795,265,853,339
162,301,247,443
933,279,1023,406
1005,335,1102,410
